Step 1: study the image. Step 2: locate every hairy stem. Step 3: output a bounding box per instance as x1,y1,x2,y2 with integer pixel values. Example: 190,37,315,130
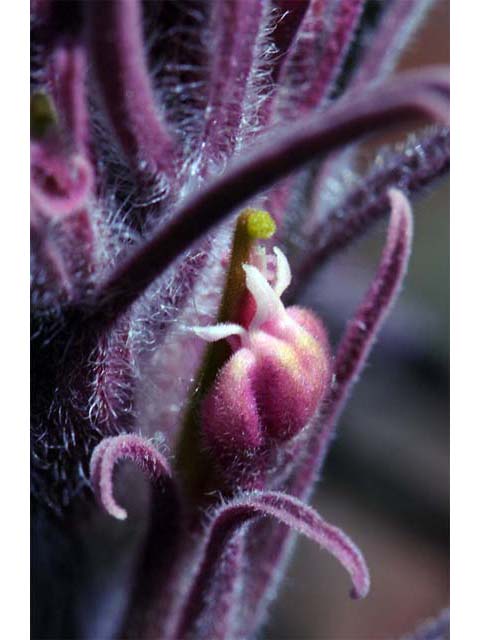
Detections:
49,44,89,154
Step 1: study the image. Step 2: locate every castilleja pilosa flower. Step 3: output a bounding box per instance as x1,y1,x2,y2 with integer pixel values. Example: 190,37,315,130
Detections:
191,224,332,487
31,0,449,638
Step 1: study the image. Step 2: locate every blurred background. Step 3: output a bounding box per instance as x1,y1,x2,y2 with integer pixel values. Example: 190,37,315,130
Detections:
263,2,449,638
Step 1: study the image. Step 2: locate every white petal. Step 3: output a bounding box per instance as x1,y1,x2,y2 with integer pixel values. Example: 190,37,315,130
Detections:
250,246,268,275
243,263,284,329
272,246,292,297
190,322,246,342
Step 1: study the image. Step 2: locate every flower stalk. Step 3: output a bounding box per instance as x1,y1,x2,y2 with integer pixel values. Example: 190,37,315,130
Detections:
176,209,278,500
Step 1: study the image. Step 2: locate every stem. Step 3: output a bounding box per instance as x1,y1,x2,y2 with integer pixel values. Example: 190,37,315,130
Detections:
175,209,276,501
186,532,246,640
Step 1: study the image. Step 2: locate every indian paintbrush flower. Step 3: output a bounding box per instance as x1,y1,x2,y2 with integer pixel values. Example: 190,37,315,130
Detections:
191,222,331,486
30,1,449,638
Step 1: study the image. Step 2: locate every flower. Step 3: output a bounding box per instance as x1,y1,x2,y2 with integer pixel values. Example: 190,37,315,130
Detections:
192,245,331,476
30,1,449,638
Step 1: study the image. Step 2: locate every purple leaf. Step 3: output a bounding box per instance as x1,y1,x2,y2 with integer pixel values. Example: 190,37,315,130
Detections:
291,126,449,294
297,188,414,494
200,0,267,172
92,70,447,327
48,44,90,155
86,0,174,180
275,0,365,118
172,490,369,638
239,188,414,632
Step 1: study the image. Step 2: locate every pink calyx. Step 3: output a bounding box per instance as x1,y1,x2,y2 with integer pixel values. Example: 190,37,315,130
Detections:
192,247,331,454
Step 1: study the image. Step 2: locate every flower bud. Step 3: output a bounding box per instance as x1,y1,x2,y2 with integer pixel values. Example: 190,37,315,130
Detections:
193,247,331,463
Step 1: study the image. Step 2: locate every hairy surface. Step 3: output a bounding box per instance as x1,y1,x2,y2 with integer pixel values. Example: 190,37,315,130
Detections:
30,1,449,638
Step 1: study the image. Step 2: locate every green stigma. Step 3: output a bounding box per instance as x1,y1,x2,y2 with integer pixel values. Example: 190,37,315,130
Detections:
218,208,276,323
31,92,58,139
245,209,276,240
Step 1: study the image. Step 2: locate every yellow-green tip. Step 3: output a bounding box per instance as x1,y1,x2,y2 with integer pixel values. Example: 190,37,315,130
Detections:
31,92,58,139
244,209,276,240
219,208,276,323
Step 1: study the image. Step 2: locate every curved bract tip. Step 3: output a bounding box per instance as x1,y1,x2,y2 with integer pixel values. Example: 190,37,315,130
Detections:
89,434,172,520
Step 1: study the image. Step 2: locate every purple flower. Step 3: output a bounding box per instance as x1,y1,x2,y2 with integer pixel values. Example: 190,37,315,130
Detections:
31,1,449,638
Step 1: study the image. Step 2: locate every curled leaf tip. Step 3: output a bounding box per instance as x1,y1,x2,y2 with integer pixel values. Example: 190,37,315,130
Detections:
89,434,172,520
